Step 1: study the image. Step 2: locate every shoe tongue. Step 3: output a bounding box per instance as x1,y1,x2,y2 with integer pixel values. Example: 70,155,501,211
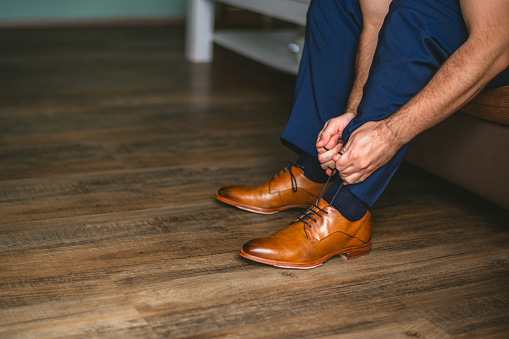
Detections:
306,200,329,222
316,198,330,210
304,201,339,243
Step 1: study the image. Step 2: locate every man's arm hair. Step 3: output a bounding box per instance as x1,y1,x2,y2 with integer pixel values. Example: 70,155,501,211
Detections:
386,0,509,147
345,0,392,115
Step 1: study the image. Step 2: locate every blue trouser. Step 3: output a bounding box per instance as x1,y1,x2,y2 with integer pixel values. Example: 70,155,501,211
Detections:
281,0,509,207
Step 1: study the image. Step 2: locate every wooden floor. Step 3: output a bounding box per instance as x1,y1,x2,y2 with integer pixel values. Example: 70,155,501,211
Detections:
1,26,508,339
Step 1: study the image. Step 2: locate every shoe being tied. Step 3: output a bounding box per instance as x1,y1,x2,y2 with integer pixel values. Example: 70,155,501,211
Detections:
239,198,372,269
216,163,331,214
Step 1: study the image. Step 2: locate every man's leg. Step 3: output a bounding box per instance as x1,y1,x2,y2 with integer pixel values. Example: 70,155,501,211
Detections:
281,0,362,159
240,0,508,268
325,0,474,208
216,0,362,214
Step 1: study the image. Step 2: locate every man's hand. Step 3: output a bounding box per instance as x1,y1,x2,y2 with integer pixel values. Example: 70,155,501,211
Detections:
332,120,402,185
316,112,356,175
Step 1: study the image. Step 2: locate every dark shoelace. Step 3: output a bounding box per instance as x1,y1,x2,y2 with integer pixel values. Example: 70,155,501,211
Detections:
272,162,304,193
296,172,343,228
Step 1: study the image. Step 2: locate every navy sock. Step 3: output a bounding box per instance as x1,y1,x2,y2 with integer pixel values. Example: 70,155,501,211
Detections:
296,152,330,183
322,178,368,221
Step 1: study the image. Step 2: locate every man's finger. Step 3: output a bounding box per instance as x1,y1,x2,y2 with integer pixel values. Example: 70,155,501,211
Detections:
342,172,363,185
318,144,341,166
316,122,339,147
316,134,331,148
338,166,357,177
324,135,339,151
320,159,337,170
333,145,350,163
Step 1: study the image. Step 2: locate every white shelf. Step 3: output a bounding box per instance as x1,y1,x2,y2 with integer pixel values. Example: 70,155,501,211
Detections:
186,0,310,69
214,30,300,74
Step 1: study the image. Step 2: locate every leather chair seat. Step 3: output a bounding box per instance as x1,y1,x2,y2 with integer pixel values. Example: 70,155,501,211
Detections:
461,85,509,125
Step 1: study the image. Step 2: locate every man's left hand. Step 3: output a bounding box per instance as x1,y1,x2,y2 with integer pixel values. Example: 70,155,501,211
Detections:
332,120,402,185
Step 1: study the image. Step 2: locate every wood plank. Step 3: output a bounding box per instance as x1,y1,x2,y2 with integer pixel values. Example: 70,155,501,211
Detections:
0,297,159,338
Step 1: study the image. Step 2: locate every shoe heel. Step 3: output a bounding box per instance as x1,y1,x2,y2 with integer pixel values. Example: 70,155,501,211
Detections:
340,243,371,260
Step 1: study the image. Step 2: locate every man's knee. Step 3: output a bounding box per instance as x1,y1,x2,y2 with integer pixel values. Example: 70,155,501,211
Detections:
378,0,466,64
383,0,430,31
383,0,464,33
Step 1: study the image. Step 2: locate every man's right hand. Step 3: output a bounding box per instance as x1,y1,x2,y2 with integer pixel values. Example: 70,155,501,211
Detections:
316,112,356,176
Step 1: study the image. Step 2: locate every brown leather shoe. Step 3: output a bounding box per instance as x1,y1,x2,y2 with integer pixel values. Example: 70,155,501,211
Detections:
216,163,331,214
239,199,372,269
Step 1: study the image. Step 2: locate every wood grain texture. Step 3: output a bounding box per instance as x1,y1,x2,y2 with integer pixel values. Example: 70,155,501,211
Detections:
0,26,508,338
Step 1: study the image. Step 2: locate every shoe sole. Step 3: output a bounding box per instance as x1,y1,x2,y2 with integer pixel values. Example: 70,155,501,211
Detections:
216,193,311,214
239,242,371,269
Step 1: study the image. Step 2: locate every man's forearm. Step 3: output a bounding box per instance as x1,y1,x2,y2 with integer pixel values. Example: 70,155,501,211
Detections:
386,0,509,147
344,27,380,115
345,0,392,115
386,37,508,147
332,0,509,186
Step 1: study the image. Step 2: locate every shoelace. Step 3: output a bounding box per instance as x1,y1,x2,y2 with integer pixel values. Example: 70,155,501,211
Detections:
272,162,304,193
296,172,343,228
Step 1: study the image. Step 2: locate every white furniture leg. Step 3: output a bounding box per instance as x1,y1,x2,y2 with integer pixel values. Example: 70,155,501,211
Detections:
186,0,215,63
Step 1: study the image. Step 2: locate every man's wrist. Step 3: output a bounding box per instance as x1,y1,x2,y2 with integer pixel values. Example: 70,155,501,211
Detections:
343,111,357,119
385,115,411,147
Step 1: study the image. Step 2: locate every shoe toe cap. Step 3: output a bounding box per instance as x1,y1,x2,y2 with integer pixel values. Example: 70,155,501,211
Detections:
217,186,233,198
217,185,247,201
241,237,287,260
241,235,319,267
